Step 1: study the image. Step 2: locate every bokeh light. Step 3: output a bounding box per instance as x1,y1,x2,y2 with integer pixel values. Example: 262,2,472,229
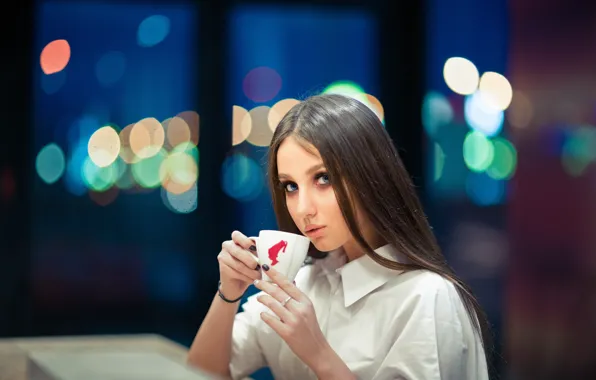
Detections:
132,148,167,188
466,172,505,206
221,154,264,201
95,51,127,87
36,143,66,184
507,90,534,129
245,106,274,147
88,125,121,167
365,94,385,124
89,186,119,206
118,123,138,164
443,57,479,95
163,116,191,149
434,143,446,182
41,71,67,95
486,137,517,180
322,80,368,105
478,71,513,111
243,66,282,103
160,147,198,194
176,110,200,146
137,15,171,47
161,176,194,195
561,126,596,177
163,181,198,214
322,81,383,122
232,106,252,146
115,164,136,190
1,168,15,202
130,117,165,159
464,91,504,137
40,39,71,75
81,156,118,192
171,141,199,161
463,130,494,172
422,91,454,137
68,115,102,147
268,98,300,132
64,141,89,196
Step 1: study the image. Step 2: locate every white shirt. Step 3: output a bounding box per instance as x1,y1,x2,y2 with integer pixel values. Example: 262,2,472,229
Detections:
229,244,489,380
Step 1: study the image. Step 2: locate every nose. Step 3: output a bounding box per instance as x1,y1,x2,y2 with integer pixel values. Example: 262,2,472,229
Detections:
296,187,316,219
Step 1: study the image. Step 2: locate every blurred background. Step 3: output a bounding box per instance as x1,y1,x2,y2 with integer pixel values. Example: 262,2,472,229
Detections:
1,0,595,379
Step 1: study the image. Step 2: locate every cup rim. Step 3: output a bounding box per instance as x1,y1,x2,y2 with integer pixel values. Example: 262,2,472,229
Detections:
258,230,310,241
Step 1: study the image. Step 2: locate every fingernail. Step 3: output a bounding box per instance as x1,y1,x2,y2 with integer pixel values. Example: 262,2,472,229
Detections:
255,264,261,271
262,264,270,271
249,245,257,252
253,279,260,286
293,281,296,285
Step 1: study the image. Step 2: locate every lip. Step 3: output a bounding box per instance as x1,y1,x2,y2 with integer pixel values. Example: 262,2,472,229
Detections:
305,225,326,238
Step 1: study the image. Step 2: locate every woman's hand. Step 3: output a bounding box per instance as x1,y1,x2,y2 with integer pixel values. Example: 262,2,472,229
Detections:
217,231,262,300
253,265,332,372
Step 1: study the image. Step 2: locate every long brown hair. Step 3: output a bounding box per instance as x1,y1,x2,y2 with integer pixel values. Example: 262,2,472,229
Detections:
267,93,493,367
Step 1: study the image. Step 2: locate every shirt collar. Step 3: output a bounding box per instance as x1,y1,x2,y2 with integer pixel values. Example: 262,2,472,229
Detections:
317,244,409,308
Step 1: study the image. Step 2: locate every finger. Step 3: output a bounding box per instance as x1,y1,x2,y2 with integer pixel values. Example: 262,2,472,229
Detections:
253,278,300,313
218,250,261,281
231,230,258,253
260,312,289,337
261,265,304,301
256,294,294,324
219,261,254,284
222,240,260,270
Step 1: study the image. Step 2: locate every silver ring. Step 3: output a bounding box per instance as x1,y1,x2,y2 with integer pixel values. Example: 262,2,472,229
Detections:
281,296,292,307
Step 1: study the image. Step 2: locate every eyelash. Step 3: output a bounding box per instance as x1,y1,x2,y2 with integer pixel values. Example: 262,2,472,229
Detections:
279,172,330,193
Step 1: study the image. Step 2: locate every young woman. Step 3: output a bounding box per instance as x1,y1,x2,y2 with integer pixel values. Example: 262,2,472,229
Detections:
188,94,492,379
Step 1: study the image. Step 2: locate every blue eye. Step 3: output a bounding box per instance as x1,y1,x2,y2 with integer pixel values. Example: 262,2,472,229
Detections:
282,182,298,193
315,173,330,185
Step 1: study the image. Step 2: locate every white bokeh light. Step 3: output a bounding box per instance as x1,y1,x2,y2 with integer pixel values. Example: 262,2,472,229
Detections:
443,57,480,95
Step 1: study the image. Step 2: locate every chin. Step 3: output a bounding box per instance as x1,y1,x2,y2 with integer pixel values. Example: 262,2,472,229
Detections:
310,238,342,253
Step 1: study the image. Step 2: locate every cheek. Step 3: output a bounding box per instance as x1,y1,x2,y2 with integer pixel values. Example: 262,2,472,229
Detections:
285,197,299,222
321,191,350,234
322,189,343,217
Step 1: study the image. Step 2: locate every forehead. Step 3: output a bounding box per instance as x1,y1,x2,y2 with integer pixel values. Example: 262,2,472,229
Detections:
277,137,322,175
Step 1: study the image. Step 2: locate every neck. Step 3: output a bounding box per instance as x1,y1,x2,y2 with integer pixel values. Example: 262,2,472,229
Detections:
342,235,386,263
341,240,365,262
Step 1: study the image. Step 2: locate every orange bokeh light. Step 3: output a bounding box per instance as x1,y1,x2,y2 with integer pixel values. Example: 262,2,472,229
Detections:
40,39,71,75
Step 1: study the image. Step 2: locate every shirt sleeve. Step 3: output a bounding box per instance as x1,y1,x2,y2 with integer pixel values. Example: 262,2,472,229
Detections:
372,277,486,380
229,292,267,380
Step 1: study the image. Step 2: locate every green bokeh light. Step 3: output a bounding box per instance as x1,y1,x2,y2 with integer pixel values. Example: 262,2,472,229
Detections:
463,131,494,172
36,143,66,184
322,80,368,104
81,156,118,192
487,137,517,180
171,142,199,162
132,148,167,188
433,143,445,182
561,126,596,177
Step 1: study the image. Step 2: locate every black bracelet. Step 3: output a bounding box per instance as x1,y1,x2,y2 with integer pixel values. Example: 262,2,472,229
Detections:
217,281,245,303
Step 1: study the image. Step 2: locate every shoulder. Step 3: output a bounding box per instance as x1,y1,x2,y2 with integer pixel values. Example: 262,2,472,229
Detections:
391,269,457,298
386,270,465,321
377,271,489,379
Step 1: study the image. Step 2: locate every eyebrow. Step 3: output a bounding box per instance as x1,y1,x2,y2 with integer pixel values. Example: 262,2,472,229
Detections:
278,163,325,180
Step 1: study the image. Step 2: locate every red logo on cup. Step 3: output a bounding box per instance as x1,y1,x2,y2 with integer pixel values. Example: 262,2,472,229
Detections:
268,240,288,266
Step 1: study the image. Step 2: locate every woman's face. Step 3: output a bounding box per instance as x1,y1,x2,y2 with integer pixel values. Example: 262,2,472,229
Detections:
276,136,352,252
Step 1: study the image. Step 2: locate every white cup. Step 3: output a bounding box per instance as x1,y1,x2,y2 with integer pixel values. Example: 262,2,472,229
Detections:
251,230,311,282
